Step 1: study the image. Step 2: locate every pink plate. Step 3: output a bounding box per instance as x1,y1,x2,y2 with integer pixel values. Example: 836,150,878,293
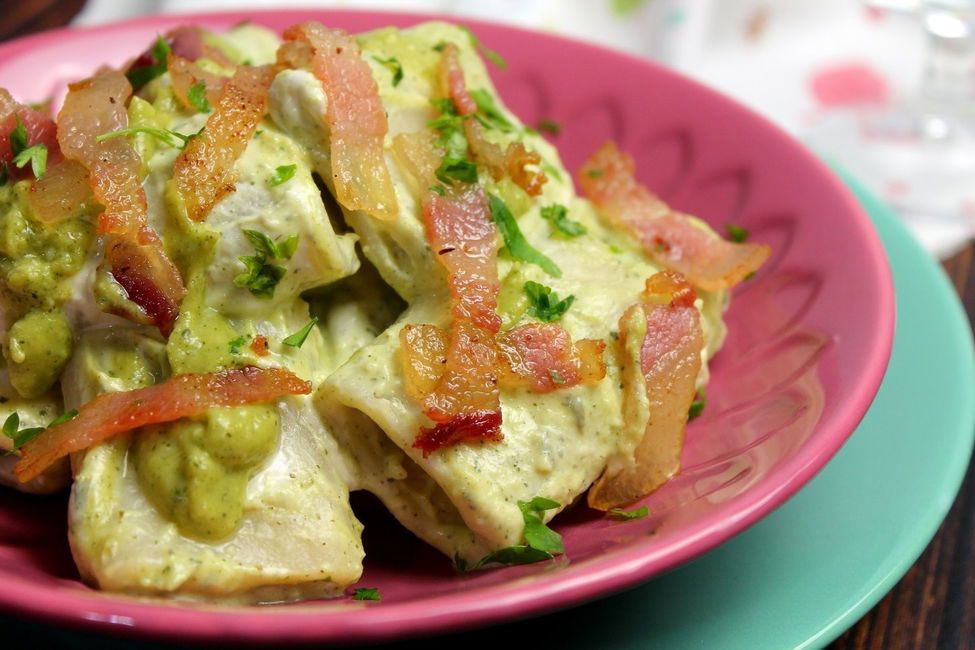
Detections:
0,9,895,645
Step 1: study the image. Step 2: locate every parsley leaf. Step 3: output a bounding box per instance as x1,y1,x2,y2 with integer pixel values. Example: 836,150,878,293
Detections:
524,281,574,322
487,194,561,277
469,89,513,132
283,317,319,348
268,164,297,187
688,389,706,420
468,496,564,570
2,409,78,454
372,55,403,87
536,119,561,136
726,224,749,243
228,335,249,355
351,587,381,601
126,35,172,90
234,230,299,298
13,144,48,179
187,80,211,113
96,126,202,149
540,203,586,238
428,98,477,185
459,25,507,69
608,506,650,520
8,116,48,179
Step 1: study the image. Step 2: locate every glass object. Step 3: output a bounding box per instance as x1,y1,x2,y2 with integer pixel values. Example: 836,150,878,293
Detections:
803,0,975,257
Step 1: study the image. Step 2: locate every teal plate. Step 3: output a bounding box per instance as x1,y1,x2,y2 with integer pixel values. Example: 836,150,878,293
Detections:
2,182,972,650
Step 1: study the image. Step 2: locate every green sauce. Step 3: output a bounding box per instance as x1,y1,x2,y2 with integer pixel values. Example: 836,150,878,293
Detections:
131,404,279,541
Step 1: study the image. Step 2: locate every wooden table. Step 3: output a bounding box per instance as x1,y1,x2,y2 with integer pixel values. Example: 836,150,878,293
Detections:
2,4,975,649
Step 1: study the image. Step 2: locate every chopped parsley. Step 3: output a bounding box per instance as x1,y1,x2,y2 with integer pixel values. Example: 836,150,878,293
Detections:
524,281,575,322
2,409,78,454
548,369,567,385
96,125,204,150
608,506,650,520
470,88,514,132
540,203,586,238
428,184,447,196
228,335,249,355
535,119,561,136
233,230,299,299
9,116,48,179
465,496,564,570
487,194,561,278
688,389,706,420
351,587,381,601
268,164,297,187
726,224,749,243
586,168,604,178
187,80,211,113
126,35,172,90
459,25,507,69
283,317,319,348
428,98,477,185
372,55,403,87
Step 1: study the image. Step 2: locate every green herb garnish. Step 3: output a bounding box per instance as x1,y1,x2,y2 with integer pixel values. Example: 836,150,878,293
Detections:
372,55,403,87
9,116,48,179
548,369,567,385
524,281,575,322
234,230,299,298
126,35,172,89
469,496,564,570
488,194,561,277
2,409,78,454
351,587,381,601
586,168,603,178
536,119,561,136
96,125,203,149
470,88,513,132
459,25,507,69
608,506,650,520
228,335,249,355
540,203,586,238
268,164,297,187
688,389,706,420
187,80,211,113
726,224,749,243
283,317,319,348
428,98,478,185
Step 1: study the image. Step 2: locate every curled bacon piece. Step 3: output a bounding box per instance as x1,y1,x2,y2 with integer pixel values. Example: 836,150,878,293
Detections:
1,88,63,181
172,64,276,222
279,22,398,220
579,142,770,291
497,323,606,393
57,69,186,335
14,365,311,484
588,270,704,510
438,43,546,196
26,160,91,224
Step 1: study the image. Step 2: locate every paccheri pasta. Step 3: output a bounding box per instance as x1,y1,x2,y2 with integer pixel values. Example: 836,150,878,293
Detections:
0,20,769,603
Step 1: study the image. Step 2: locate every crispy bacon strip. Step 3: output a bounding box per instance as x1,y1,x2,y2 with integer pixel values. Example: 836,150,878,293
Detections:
440,42,478,117
26,160,91,223
1,87,64,181
14,365,310,483
57,69,186,335
280,22,398,220
417,185,502,454
497,323,606,393
579,142,770,291
588,271,703,510
172,64,276,222
438,44,546,196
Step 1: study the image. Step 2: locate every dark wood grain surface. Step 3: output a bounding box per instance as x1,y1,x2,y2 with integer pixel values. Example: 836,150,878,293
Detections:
1,3,974,649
